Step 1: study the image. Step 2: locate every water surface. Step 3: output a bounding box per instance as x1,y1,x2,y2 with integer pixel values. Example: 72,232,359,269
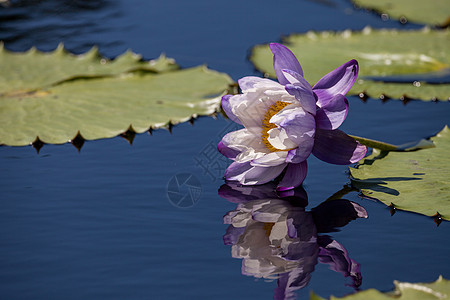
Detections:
0,1,449,299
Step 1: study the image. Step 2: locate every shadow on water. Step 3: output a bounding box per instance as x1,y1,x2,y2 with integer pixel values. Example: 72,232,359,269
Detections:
219,182,368,300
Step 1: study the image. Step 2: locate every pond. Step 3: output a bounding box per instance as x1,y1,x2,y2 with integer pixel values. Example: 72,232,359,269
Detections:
0,0,449,299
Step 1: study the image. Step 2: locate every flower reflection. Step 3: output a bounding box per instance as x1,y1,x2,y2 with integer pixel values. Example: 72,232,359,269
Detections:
220,183,367,299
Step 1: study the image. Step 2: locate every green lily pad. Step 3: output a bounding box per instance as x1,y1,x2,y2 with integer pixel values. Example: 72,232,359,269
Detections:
250,27,450,101
0,46,233,146
311,276,449,299
350,126,450,220
0,43,178,95
352,0,450,27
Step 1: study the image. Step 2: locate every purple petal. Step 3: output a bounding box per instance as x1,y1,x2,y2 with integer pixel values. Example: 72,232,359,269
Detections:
274,267,314,300
272,106,316,147
283,70,316,116
223,225,246,245
285,142,313,164
217,140,240,160
350,202,369,218
286,218,297,238
315,94,349,130
269,43,303,85
276,161,308,191
281,69,312,91
221,94,243,125
284,83,316,116
317,237,362,288
349,259,362,288
312,128,367,165
224,161,252,181
313,59,358,107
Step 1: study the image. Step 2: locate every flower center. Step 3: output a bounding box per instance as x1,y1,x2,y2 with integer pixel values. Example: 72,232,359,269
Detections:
261,101,291,152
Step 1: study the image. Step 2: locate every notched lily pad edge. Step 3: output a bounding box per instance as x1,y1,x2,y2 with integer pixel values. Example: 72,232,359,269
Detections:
1,81,236,152
352,185,447,226
328,182,445,225
21,104,228,153
0,42,179,73
0,42,180,101
355,89,450,104
348,125,449,224
251,26,450,102
0,80,234,150
386,200,445,226
0,44,237,151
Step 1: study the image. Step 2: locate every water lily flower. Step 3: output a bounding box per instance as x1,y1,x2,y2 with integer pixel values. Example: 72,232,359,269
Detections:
218,43,367,190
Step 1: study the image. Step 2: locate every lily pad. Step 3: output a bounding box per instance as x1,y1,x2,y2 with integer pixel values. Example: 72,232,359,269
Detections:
250,27,450,101
350,126,450,220
311,276,449,299
0,43,178,94
351,0,450,27
0,46,233,146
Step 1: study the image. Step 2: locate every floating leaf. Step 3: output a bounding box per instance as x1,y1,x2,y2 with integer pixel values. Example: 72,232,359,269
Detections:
0,46,233,146
0,43,178,94
250,28,450,101
350,126,450,220
351,0,450,27
311,276,449,299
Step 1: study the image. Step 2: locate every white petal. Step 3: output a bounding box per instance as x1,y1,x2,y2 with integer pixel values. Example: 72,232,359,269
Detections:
253,78,284,90
267,127,298,150
269,105,305,125
238,76,280,93
241,164,287,185
250,151,288,167
222,128,267,153
231,81,295,134
235,148,267,163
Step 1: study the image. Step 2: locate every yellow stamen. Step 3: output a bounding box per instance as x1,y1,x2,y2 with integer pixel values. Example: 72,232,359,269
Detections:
261,101,291,152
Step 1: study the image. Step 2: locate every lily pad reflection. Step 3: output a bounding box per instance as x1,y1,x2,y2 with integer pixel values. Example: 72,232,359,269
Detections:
220,183,368,299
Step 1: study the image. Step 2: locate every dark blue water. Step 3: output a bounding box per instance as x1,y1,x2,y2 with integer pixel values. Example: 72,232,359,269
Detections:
1,1,449,299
